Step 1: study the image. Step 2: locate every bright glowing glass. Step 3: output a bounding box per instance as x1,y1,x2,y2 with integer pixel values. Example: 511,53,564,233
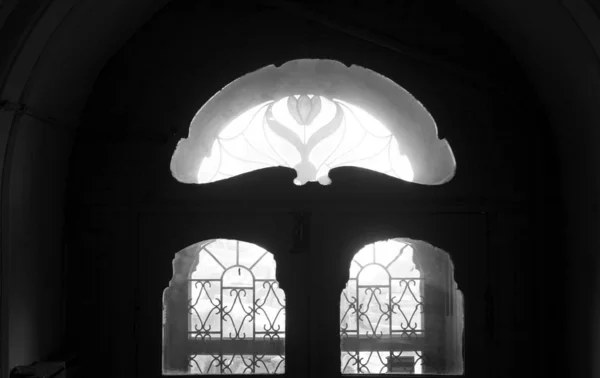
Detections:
186,239,286,374
340,240,424,374
197,95,414,185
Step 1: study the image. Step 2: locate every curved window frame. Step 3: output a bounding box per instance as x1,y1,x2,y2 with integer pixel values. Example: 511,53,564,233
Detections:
162,59,468,378
163,239,286,375
195,95,416,186
171,59,455,186
340,238,464,375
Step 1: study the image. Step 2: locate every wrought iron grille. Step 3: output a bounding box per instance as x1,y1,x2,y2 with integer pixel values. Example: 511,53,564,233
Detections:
187,239,285,374
340,240,426,374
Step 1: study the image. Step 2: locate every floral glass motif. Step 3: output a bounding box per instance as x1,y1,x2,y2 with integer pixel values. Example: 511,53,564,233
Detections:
188,239,285,374
340,240,424,374
197,95,414,185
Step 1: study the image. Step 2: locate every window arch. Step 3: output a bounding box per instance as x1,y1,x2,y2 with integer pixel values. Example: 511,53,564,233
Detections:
171,59,456,186
195,95,415,186
163,239,286,375
340,239,463,375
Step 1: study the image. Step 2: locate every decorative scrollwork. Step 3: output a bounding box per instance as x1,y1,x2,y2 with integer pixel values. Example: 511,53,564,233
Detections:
197,94,415,185
188,354,285,375
390,279,424,332
188,280,222,341
340,240,426,374
181,240,285,374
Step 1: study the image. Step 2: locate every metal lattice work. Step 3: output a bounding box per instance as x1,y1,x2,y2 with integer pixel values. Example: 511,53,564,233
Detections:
197,95,414,185
187,239,285,374
340,240,426,374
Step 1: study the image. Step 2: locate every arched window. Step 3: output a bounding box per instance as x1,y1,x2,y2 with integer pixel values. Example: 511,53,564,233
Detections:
163,239,286,375
161,59,468,377
171,59,456,186
340,239,463,375
196,95,415,186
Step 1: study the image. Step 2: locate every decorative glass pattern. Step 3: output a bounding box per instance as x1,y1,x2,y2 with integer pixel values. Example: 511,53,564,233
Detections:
340,240,425,374
188,239,285,374
197,95,414,185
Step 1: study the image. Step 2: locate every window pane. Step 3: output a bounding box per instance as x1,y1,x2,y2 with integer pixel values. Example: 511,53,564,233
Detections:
340,239,464,375
164,239,285,375
189,355,284,375
196,95,416,186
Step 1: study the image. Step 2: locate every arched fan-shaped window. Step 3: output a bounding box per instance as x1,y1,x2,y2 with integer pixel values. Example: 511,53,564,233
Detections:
163,239,285,375
171,59,456,186
196,95,414,185
340,239,463,375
